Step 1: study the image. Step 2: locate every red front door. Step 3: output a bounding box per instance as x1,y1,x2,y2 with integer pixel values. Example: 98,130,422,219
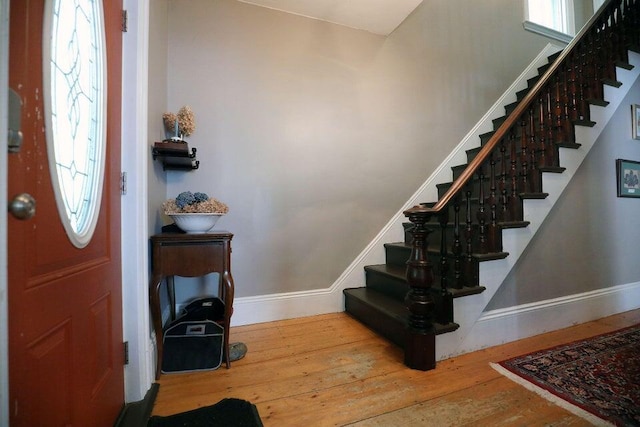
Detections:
8,0,124,425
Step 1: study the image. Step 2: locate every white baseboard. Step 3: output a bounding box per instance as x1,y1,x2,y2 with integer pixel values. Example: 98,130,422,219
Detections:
172,289,343,327
231,287,343,326
455,281,640,356
231,280,640,359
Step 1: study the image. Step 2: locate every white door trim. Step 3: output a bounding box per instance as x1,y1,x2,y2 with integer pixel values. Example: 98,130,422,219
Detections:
121,0,153,402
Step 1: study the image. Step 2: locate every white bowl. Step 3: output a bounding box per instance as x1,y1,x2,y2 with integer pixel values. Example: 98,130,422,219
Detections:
169,213,224,233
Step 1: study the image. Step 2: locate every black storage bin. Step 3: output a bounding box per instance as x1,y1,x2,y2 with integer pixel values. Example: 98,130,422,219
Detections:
179,297,225,322
162,320,224,373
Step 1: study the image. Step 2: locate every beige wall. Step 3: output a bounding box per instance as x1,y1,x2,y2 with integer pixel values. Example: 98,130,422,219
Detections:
574,0,595,30
148,0,170,234
158,0,553,299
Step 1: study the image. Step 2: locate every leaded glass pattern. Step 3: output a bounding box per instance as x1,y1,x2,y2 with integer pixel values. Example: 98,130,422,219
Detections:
44,0,106,248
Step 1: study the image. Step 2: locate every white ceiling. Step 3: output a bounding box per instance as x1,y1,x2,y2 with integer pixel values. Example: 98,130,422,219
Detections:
235,0,423,36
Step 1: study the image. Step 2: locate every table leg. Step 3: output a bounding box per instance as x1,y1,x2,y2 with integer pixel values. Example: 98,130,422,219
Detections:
167,276,176,321
149,274,164,380
222,271,235,368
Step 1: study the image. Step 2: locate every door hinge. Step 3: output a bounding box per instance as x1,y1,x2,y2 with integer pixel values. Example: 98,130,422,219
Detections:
124,341,129,365
8,88,23,153
121,9,128,32
120,172,127,195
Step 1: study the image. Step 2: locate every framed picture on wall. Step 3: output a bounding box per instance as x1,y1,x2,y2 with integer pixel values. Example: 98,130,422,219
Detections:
633,104,640,140
617,159,640,198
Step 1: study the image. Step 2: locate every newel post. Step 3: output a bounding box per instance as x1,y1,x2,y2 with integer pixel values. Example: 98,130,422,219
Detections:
404,210,436,371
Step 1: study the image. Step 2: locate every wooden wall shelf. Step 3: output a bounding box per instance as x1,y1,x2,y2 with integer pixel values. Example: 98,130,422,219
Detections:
152,141,200,170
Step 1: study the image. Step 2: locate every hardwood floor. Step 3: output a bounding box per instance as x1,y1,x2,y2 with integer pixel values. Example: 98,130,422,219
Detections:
151,309,640,426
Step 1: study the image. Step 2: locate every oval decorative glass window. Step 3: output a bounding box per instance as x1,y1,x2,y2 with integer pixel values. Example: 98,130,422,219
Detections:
43,0,107,248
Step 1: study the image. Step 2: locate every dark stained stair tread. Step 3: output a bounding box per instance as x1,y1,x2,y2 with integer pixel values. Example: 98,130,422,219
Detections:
384,242,511,261
343,287,459,348
364,263,488,298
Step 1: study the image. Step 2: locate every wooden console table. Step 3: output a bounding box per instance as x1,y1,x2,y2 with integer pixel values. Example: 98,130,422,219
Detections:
149,232,235,379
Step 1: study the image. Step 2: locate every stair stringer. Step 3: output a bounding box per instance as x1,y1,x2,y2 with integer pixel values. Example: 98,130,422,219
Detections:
434,50,640,361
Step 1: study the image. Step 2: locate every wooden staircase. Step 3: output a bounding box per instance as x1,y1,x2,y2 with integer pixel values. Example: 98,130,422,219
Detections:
344,0,640,370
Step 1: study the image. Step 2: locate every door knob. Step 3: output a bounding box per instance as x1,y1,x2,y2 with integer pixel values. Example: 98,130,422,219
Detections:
8,193,36,220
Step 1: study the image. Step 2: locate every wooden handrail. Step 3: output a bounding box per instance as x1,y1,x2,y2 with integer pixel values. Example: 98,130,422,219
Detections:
405,0,622,216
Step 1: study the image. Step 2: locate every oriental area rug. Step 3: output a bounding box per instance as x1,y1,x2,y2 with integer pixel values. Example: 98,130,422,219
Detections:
491,325,640,426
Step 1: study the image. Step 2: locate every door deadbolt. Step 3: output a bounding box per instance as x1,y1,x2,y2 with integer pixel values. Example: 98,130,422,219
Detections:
8,193,36,220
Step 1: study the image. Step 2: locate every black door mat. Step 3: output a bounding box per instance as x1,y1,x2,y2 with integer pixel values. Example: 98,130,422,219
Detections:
148,398,263,427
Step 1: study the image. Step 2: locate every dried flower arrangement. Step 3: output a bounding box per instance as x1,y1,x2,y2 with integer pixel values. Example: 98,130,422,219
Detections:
162,106,196,139
163,191,229,214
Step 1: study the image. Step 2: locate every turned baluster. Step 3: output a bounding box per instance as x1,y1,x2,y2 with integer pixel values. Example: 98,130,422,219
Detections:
595,19,607,101
568,53,579,123
600,12,611,77
476,165,487,254
487,152,501,252
452,198,463,289
528,107,540,193
560,66,575,146
620,0,628,42
404,211,436,371
627,0,640,47
583,34,598,104
438,208,453,324
576,50,590,122
608,2,624,78
615,1,629,65
519,116,529,193
553,74,567,145
538,96,548,168
590,32,604,101
603,7,618,82
546,84,560,167
508,130,522,221
499,138,508,223
463,187,475,284
438,208,449,295
632,0,640,37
